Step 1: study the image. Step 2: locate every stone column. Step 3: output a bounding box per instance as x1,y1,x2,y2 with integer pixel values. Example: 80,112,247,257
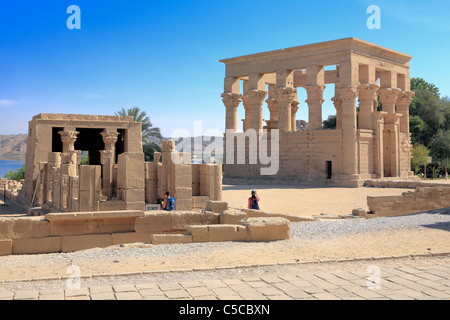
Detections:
291,101,300,132
331,96,342,130
221,92,242,132
242,95,251,132
275,87,297,131
358,83,380,130
100,130,120,199
336,86,359,177
266,98,278,130
305,85,326,130
396,91,415,135
59,130,79,153
248,89,267,131
378,88,402,178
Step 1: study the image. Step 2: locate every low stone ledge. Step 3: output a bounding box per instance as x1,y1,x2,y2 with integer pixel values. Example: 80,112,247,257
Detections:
205,201,228,213
151,234,193,245
241,208,315,222
188,224,249,242
0,217,49,240
13,237,62,255
0,239,12,256
219,209,247,225
240,217,290,241
61,234,112,253
45,210,144,221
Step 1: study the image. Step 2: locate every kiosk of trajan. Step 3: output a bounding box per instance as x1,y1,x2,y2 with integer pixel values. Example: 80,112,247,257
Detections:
220,38,415,187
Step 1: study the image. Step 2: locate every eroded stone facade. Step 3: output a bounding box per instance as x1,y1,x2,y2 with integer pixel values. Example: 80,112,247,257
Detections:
18,113,222,212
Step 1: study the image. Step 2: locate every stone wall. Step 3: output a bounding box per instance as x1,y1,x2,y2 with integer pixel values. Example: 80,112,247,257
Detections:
367,186,450,218
0,202,290,256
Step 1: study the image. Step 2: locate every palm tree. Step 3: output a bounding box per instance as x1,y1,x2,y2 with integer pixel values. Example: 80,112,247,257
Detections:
115,107,163,144
115,107,162,160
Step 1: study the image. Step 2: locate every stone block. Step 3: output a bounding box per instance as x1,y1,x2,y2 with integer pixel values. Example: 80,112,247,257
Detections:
79,166,101,191
352,208,366,216
192,196,209,209
62,234,112,252
119,189,145,203
125,201,146,211
0,239,12,256
0,218,14,240
13,237,62,255
205,201,228,213
240,218,290,241
174,199,192,211
151,234,193,245
175,187,192,200
171,211,220,231
134,211,173,233
10,217,49,239
220,209,247,225
188,224,249,242
117,153,145,189
46,210,142,236
112,232,151,245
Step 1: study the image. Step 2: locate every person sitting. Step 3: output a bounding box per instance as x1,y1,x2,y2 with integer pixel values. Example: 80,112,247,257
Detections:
162,191,175,211
248,190,260,210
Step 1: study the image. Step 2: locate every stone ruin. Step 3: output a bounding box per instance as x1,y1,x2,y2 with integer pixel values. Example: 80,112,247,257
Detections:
0,113,291,256
221,37,416,187
17,113,222,213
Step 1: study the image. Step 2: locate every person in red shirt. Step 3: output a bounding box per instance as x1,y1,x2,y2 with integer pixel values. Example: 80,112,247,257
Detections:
248,190,260,210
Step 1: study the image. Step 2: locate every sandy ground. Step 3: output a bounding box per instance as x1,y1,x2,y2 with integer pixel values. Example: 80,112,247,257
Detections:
222,184,411,216
0,184,448,281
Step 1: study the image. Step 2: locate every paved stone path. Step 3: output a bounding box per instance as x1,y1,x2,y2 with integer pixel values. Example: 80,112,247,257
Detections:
1,256,449,300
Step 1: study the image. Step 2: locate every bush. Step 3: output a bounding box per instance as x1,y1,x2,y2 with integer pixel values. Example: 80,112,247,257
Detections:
4,165,25,181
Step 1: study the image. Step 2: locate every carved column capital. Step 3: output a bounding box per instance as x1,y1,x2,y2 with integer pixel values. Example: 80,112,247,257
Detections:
331,96,342,111
336,86,358,99
100,131,120,150
58,130,79,145
274,87,297,104
247,89,268,105
266,97,278,113
396,90,415,107
378,88,402,105
358,83,380,100
221,92,243,108
304,85,326,102
291,100,300,113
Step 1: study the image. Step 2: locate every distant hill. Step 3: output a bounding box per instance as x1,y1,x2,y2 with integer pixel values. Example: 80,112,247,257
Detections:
0,134,27,157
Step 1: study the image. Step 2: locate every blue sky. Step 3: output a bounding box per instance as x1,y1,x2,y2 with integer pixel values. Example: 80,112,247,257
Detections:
0,0,449,137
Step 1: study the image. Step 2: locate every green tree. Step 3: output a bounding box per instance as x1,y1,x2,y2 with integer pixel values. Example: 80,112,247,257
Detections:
409,115,427,145
115,107,163,161
441,96,450,131
410,90,445,141
411,78,440,98
143,143,162,162
429,129,450,179
411,144,430,176
322,115,336,129
115,107,162,144
4,165,25,181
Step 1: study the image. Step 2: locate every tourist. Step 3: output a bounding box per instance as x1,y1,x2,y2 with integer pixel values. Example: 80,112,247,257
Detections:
248,190,260,210
162,191,175,211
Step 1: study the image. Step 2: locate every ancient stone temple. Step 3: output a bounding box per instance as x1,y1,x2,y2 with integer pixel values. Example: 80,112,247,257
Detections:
19,113,222,212
220,38,415,187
